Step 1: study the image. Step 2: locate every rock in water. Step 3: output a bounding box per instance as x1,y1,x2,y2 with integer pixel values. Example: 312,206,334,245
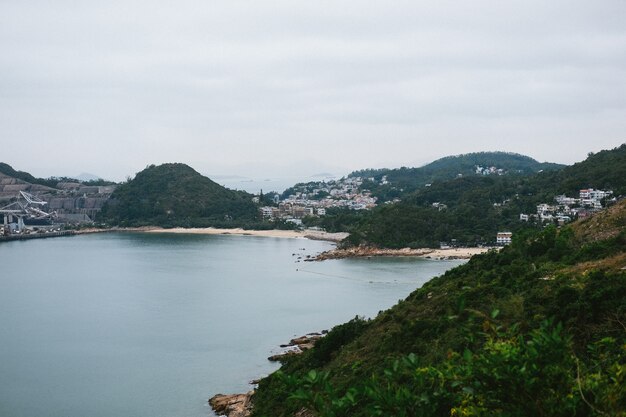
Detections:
209,392,254,417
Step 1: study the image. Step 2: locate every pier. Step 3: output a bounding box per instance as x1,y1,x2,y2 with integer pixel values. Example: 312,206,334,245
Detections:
0,230,75,242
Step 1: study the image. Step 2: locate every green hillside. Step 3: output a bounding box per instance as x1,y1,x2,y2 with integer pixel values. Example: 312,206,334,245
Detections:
352,152,564,201
529,144,626,198
98,163,258,227
251,199,626,416
0,162,60,188
338,144,626,248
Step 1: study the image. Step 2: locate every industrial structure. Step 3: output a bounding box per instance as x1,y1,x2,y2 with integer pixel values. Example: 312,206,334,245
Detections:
1,191,57,234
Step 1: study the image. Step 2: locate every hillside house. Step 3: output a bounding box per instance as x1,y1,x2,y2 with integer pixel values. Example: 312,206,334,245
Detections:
496,232,513,245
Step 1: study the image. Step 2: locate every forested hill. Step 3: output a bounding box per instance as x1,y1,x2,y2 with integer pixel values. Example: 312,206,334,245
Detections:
539,144,626,197
98,163,258,227
0,162,61,189
0,162,115,188
350,151,564,200
337,144,626,248
251,199,626,417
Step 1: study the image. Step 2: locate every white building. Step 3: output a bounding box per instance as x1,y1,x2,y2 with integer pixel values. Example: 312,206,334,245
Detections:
555,195,579,206
580,189,613,201
496,232,513,245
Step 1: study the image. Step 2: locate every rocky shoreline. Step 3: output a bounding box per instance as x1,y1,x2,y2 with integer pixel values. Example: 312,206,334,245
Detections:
208,332,325,417
309,246,493,261
208,247,491,417
209,392,254,417
268,332,326,362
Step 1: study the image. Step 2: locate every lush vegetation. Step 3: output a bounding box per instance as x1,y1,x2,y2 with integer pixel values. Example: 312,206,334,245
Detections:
302,207,366,233
334,145,626,248
80,178,117,186
250,200,626,416
98,163,259,227
350,151,564,201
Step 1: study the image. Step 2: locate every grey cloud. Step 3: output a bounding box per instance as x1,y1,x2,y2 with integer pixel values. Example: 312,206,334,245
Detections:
1,0,625,181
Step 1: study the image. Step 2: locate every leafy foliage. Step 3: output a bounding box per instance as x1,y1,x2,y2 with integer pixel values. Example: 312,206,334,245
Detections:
250,201,626,416
81,178,116,186
302,207,366,234
282,320,590,417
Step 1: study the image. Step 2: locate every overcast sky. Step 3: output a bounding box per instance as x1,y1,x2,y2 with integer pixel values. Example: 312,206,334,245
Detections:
1,1,625,181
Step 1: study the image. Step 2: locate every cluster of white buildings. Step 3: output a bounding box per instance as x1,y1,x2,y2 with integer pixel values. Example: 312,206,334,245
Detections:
475,165,506,176
520,188,614,225
501,188,614,246
259,176,379,223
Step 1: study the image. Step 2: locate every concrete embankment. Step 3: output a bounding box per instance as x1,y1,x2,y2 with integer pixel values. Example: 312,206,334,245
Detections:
0,230,76,242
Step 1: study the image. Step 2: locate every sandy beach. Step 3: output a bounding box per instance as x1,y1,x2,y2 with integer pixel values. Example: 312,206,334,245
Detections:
312,246,494,261
144,227,350,243
423,247,494,259
78,227,494,259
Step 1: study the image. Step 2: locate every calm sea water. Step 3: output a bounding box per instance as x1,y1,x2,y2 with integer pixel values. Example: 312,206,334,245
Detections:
0,233,463,417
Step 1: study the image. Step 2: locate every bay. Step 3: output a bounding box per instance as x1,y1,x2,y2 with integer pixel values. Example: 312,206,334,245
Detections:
0,233,463,417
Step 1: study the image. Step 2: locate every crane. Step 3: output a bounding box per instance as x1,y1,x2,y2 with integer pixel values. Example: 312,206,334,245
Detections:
1,191,57,232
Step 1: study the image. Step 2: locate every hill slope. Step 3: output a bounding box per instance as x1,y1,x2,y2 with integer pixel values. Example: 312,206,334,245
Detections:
98,163,258,227
0,162,115,189
0,162,60,189
342,144,626,248
251,199,626,416
0,164,58,202
351,151,564,201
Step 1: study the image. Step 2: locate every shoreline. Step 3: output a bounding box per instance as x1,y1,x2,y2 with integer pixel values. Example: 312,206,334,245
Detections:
311,246,494,261
142,227,350,242
208,246,492,416
72,226,347,242
75,227,494,260
209,332,326,417
0,230,76,242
